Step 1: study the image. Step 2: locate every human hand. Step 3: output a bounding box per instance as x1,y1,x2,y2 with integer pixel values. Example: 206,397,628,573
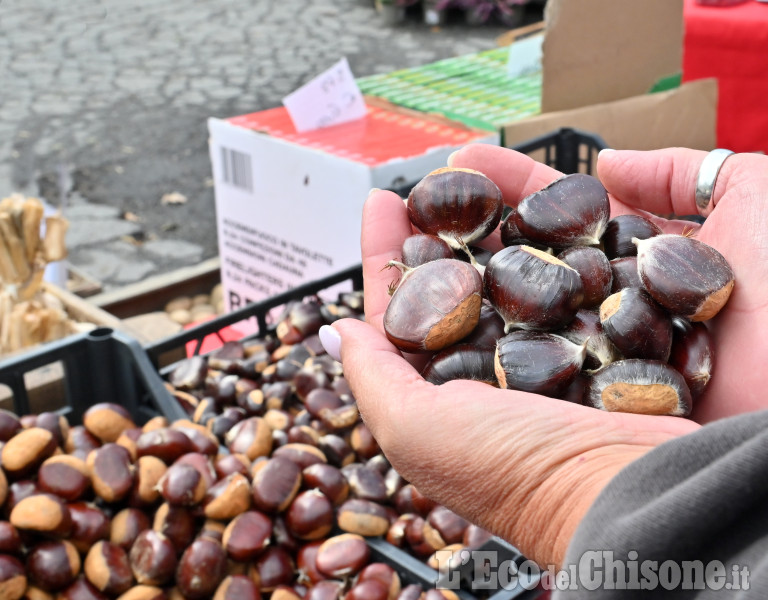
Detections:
597,148,768,423
321,145,709,569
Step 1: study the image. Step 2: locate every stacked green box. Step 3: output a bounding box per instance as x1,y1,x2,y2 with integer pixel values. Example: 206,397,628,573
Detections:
357,47,542,140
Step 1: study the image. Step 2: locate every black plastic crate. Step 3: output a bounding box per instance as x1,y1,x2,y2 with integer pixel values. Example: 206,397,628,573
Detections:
509,127,608,176
0,327,186,425
144,263,364,372
369,537,542,600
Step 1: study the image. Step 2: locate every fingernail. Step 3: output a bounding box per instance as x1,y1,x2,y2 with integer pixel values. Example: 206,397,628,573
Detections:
319,325,342,362
447,149,460,167
598,148,615,159
368,188,381,199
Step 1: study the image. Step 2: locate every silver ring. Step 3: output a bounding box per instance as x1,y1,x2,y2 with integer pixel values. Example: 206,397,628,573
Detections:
695,148,735,217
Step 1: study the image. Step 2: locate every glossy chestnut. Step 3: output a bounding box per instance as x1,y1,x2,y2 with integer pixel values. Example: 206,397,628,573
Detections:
599,288,673,362
384,259,483,353
484,245,584,332
406,167,503,250
558,309,620,371
669,317,714,400
601,214,662,259
129,530,178,586
513,173,610,248
586,359,692,416
557,245,612,308
494,331,586,397
421,343,497,386
83,540,133,596
401,234,454,268
176,538,228,600
635,234,734,321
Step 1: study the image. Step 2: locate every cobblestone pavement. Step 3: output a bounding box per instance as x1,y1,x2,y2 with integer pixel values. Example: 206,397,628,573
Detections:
0,0,541,292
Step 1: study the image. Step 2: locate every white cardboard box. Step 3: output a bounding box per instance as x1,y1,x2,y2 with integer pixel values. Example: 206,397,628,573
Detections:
208,99,498,312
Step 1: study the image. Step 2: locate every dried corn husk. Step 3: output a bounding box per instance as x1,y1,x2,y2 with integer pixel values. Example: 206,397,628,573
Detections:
0,195,78,354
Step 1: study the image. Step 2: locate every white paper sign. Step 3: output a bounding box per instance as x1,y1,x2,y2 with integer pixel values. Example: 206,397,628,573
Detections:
507,34,544,78
282,58,367,132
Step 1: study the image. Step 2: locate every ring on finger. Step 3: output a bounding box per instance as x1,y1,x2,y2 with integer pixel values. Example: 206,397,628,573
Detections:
695,148,735,217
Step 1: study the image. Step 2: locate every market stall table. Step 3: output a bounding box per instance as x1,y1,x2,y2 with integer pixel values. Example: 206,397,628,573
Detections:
682,0,768,153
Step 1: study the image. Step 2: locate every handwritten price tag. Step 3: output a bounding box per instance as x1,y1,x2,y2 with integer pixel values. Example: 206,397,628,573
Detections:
507,34,543,78
282,58,367,133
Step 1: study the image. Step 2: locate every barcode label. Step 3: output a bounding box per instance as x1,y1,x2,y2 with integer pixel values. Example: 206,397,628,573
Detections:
220,147,253,192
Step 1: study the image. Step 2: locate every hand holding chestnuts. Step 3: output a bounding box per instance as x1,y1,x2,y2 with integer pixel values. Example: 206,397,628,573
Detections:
381,162,736,417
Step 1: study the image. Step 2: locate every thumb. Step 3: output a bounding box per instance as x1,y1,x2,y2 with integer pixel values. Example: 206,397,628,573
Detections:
323,318,428,444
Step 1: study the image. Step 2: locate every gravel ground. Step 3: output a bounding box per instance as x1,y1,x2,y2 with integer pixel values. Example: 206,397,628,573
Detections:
0,0,543,291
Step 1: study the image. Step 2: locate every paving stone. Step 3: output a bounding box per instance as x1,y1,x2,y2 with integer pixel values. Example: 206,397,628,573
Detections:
71,248,121,281
64,203,123,219
142,239,204,262
115,75,162,92
0,165,14,197
112,259,157,284
0,0,531,292
31,99,81,116
204,86,243,101
66,219,142,249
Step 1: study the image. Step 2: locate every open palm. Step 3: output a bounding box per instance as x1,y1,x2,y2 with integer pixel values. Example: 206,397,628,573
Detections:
329,145,726,569
596,149,768,423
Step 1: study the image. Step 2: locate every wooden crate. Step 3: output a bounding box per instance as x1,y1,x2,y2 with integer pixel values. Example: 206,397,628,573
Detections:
0,282,156,414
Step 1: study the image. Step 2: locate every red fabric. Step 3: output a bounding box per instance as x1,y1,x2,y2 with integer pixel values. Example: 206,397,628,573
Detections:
683,0,768,153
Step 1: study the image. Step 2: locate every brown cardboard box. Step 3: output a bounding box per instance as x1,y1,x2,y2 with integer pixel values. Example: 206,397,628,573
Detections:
504,78,718,151
542,0,684,112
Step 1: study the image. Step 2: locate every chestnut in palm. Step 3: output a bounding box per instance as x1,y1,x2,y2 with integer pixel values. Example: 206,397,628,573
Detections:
421,344,497,386
669,317,714,400
512,173,610,248
558,309,620,371
384,259,483,353
609,256,642,292
401,234,454,268
484,245,584,332
499,209,547,250
557,246,613,309
494,331,586,397
601,214,662,259
586,359,692,416
635,234,735,321
407,167,503,250
599,287,673,362
460,300,505,348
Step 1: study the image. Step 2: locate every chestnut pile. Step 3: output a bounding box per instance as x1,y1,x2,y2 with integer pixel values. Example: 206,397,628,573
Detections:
0,406,475,600
383,167,735,417
0,290,501,600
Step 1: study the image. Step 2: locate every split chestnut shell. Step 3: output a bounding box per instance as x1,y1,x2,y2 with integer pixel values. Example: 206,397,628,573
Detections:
407,167,503,250
384,259,483,353
635,234,735,321
513,173,610,248
586,359,692,417
484,245,584,331
494,331,586,397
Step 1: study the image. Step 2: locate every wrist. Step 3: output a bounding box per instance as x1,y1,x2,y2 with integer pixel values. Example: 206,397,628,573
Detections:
514,444,654,570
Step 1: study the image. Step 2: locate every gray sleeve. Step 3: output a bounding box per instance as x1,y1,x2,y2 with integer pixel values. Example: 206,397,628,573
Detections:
553,410,768,599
